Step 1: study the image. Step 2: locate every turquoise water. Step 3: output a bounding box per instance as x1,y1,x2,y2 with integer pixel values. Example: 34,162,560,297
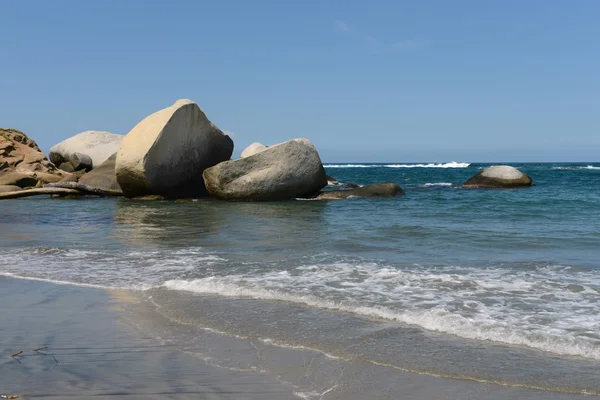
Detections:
1,162,600,395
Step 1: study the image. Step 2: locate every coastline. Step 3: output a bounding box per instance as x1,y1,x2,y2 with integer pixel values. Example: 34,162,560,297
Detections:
1,276,597,400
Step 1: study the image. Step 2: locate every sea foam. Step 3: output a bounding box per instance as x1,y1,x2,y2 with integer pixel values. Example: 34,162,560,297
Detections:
162,261,600,360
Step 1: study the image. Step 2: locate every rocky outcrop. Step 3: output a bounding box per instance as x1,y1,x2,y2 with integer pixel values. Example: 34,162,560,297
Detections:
78,153,122,195
203,138,327,201
240,142,267,158
0,128,74,187
462,165,534,188
116,99,234,198
315,183,404,200
50,131,123,169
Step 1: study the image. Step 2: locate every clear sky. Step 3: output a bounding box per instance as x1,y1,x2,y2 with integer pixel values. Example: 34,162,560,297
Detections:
1,0,599,162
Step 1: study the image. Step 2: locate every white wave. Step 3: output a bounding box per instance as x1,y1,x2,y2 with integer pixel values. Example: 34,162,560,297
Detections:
0,247,224,290
552,165,600,170
324,162,470,169
162,262,600,360
0,272,112,289
423,182,454,187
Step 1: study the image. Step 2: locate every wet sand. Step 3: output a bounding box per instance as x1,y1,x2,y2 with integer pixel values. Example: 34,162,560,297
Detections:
0,277,596,400
0,277,298,399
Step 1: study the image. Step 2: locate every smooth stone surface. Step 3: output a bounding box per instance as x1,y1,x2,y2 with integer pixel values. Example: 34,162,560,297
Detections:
0,171,39,188
69,152,93,172
203,138,327,201
0,185,23,193
58,161,75,173
116,99,234,198
315,183,404,200
50,131,123,168
462,165,534,188
79,153,122,195
240,142,267,158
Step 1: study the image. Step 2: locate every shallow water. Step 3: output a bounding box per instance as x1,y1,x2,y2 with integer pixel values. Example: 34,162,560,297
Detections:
1,162,600,396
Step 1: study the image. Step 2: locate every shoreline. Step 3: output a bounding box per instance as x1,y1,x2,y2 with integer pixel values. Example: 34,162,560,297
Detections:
1,276,597,399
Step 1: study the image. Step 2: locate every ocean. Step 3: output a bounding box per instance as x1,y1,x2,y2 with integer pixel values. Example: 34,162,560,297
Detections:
1,162,599,398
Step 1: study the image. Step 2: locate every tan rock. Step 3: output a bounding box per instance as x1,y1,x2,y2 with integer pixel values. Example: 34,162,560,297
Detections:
0,185,23,193
116,99,234,198
0,128,68,186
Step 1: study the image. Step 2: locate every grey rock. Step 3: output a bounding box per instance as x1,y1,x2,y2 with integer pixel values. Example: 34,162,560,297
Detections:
315,183,404,200
203,138,327,201
69,152,93,172
79,153,122,195
58,162,75,173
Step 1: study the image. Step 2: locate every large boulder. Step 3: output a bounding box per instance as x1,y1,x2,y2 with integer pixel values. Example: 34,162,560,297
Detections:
78,153,122,195
315,183,404,200
0,128,73,187
462,165,534,188
49,131,123,169
240,142,267,158
203,138,327,201
116,99,234,198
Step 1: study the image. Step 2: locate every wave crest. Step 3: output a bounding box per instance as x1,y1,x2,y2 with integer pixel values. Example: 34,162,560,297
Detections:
324,162,470,169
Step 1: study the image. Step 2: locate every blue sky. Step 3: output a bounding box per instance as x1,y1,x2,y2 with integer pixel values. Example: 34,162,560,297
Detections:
1,0,599,162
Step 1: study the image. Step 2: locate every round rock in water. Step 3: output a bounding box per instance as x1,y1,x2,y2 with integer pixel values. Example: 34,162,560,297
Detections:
462,165,534,188
116,99,234,198
240,142,267,158
50,131,123,168
203,138,327,201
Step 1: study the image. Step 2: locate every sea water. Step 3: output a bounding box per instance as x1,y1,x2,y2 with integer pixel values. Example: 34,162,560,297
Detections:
1,162,599,396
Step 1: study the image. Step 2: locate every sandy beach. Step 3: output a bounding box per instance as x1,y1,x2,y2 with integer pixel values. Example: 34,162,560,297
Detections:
0,277,299,400
1,276,596,400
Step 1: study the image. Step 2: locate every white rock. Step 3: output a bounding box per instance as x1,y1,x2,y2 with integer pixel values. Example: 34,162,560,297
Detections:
49,131,123,168
481,165,525,180
463,165,533,188
240,142,267,158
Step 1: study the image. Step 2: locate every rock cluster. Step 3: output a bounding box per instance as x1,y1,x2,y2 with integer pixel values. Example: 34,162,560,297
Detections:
1,99,412,201
0,128,74,188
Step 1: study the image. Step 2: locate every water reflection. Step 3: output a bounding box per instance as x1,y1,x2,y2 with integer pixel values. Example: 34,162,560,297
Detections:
112,199,329,261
